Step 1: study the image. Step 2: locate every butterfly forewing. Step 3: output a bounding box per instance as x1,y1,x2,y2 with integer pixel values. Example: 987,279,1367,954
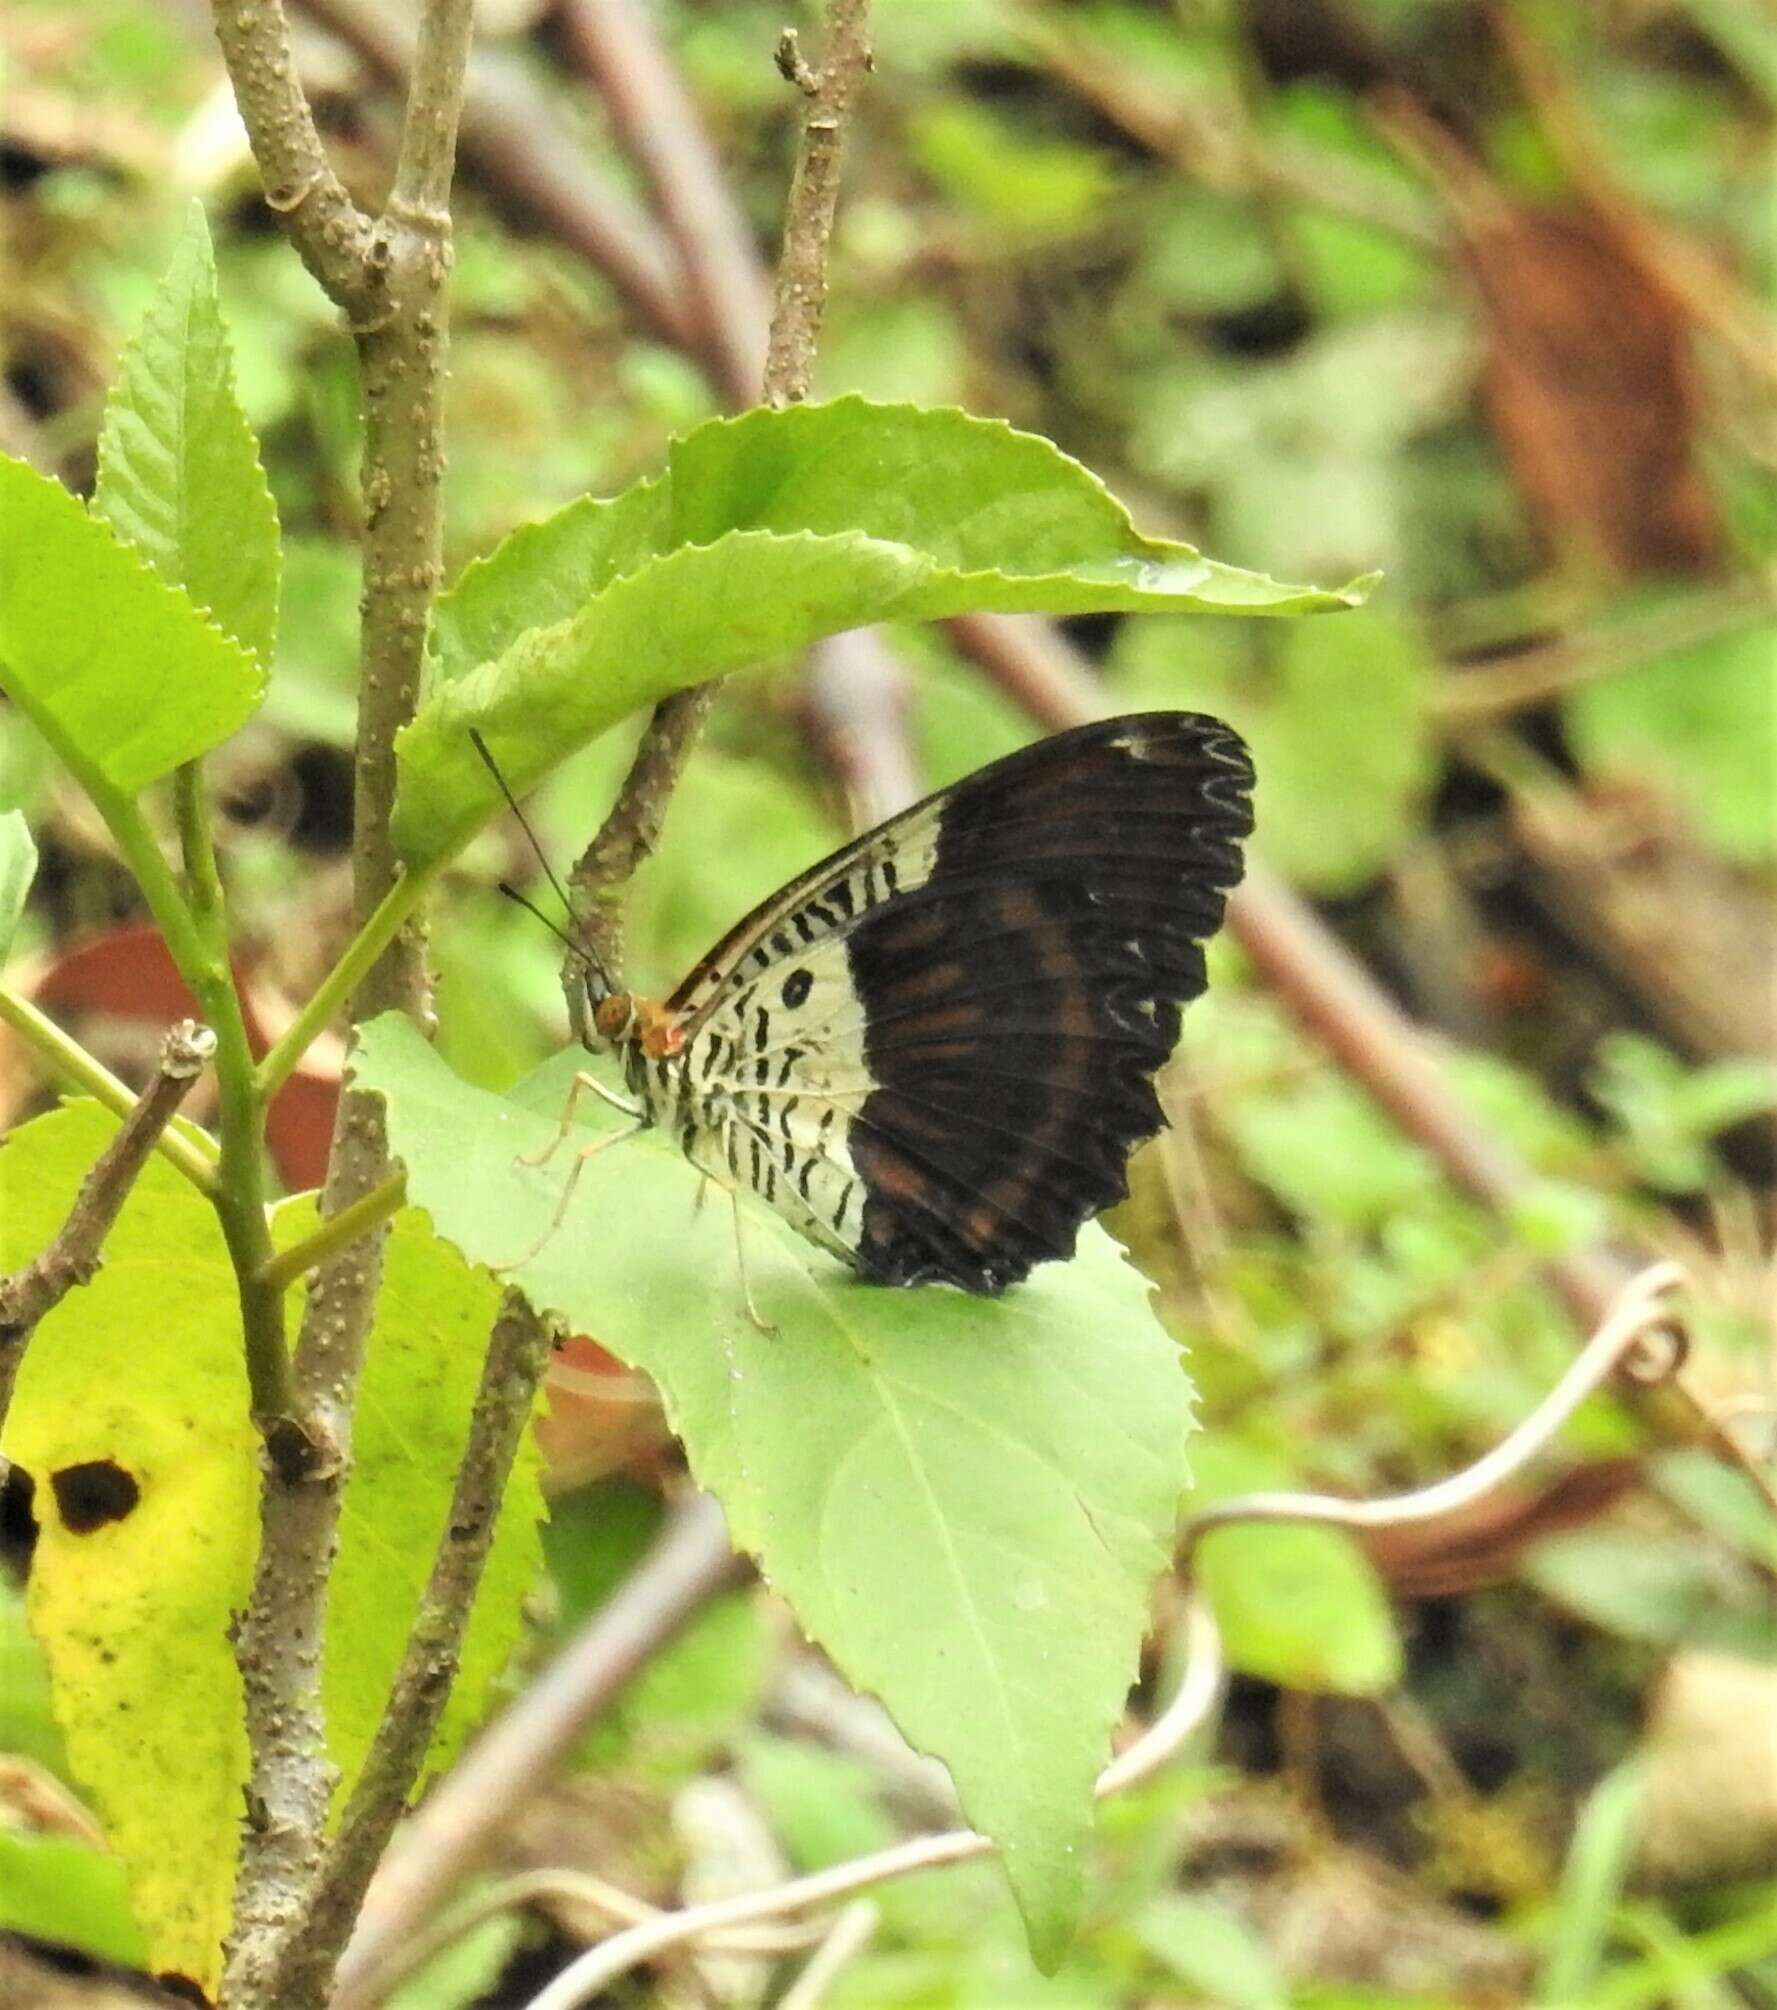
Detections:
658,713,1254,1294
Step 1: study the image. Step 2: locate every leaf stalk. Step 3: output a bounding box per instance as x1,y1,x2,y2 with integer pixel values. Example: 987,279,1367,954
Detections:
0,982,219,1192
254,1172,408,1298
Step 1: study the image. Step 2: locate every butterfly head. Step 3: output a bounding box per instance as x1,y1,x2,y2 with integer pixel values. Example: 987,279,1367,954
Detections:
586,989,686,1061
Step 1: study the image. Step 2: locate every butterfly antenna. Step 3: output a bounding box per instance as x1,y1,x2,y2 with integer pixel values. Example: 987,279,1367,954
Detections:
469,729,616,996
494,880,580,957
469,729,578,923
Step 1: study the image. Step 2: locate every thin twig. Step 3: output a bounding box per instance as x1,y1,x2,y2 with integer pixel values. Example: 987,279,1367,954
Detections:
1434,581,1775,728
331,1491,744,2010
333,1868,832,2005
0,1018,215,1426
278,1293,552,1996
251,1171,407,1297
209,0,377,307
565,0,875,994
800,632,920,829
761,3,872,409
301,0,697,352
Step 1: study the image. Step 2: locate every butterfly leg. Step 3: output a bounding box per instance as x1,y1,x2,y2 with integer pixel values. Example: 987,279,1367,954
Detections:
517,1070,643,1169
728,1191,777,1337
496,1120,645,1271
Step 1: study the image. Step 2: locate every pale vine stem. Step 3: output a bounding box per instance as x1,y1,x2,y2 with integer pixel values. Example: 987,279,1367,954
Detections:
0,1018,216,1429
479,1264,1680,2010
206,0,481,2002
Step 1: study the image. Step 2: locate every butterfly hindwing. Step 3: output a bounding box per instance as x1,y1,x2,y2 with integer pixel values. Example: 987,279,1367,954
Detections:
672,713,1254,1292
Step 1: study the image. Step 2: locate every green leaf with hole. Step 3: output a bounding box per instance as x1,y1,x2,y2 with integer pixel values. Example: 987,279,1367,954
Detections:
0,1107,546,1996
355,1014,1197,1968
0,1102,256,1998
0,454,264,797
398,397,1373,868
0,808,35,961
92,203,281,669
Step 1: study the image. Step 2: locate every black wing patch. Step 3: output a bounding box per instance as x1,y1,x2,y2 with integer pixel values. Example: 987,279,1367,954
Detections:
842,712,1252,1292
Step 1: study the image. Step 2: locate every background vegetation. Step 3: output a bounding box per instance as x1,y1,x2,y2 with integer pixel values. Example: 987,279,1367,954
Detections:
0,1,1772,2005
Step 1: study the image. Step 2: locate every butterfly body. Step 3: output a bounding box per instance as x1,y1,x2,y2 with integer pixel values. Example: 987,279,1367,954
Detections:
585,713,1253,1294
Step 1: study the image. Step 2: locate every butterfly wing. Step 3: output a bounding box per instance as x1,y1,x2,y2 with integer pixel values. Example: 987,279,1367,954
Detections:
673,711,1253,1292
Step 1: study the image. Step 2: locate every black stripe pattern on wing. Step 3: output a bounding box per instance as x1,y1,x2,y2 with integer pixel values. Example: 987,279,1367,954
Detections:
841,712,1253,1292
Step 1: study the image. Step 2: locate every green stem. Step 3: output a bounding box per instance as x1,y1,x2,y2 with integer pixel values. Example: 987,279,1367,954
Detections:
0,983,219,1193
134,771,297,1428
254,865,439,1103
256,1172,407,1298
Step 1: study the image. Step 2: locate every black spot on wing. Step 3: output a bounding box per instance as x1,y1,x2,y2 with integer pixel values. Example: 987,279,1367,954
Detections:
843,713,1252,1292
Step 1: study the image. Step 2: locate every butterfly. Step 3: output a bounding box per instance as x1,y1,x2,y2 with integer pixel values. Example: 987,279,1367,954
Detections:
518,712,1254,1296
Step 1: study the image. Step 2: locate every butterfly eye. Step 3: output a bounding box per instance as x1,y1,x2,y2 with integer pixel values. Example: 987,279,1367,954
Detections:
592,995,631,1040
781,968,813,1010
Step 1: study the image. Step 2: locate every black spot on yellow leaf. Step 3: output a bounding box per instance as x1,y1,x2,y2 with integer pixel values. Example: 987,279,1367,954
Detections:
49,1459,140,1534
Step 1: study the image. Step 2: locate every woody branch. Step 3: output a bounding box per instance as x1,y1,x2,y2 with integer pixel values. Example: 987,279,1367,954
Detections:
0,1019,215,1428
208,0,483,2001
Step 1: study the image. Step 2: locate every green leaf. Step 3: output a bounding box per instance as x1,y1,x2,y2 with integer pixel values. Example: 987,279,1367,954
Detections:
1539,1761,1645,2005
908,99,1120,234
355,1016,1198,1966
0,1831,149,1969
0,454,264,796
1564,618,1777,864
1219,1068,1437,1231
0,807,35,960
398,398,1373,868
93,202,281,668
1186,1439,1403,1695
0,1580,63,1775
1523,1525,1776,1658
1589,1032,1777,1193
383,1901,526,2010
1109,606,1434,892
1134,1892,1290,2010
283,1201,548,1814
0,1102,257,1997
